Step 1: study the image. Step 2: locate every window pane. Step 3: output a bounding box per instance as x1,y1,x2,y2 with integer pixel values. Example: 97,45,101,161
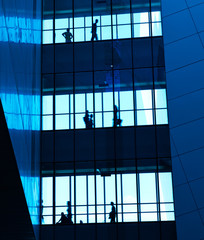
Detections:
102,26,111,40
156,109,168,124
95,112,102,128
136,90,152,109
87,93,93,112
134,23,149,38
56,177,69,206
118,25,131,39
88,176,95,205
155,89,167,108
151,11,161,22
152,22,162,36
117,14,131,25
103,92,113,111
76,113,86,129
43,20,53,30
117,174,122,204
85,27,92,41
141,213,157,221
160,212,175,221
95,93,102,112
76,176,87,205
105,175,115,204
43,30,53,44
120,111,134,126
75,94,85,113
120,91,133,110
42,216,52,224
159,173,173,203
42,115,53,130
42,177,53,206
43,96,53,114
85,17,92,27
160,203,174,212
96,175,104,205
139,173,156,203
101,15,111,25
141,204,157,212
104,112,113,127
123,213,137,222
55,95,69,114
55,18,68,29
133,12,149,23
123,174,137,203
137,110,153,125
55,114,69,130
74,17,84,28
74,28,84,42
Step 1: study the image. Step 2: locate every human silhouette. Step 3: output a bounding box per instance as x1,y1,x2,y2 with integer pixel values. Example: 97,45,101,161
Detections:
67,201,73,224
62,28,73,43
91,19,98,41
113,105,122,127
83,110,93,129
109,202,116,223
56,212,69,225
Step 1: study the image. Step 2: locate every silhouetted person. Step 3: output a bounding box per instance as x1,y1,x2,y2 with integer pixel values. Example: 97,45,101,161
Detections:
80,220,83,224
41,200,44,223
91,19,98,41
83,110,93,129
109,202,116,223
56,212,69,225
113,105,122,127
62,28,73,43
67,201,73,224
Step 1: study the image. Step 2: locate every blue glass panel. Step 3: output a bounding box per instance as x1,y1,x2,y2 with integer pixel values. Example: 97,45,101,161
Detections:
120,91,133,110
75,94,85,113
139,173,156,203
55,114,69,130
117,14,131,25
55,95,69,114
85,27,92,41
105,175,115,204
75,113,86,129
152,22,162,36
159,173,173,203
42,115,53,130
102,26,111,40
137,110,153,125
43,30,53,44
155,89,167,108
136,90,152,110
95,112,102,128
103,92,113,111
55,177,69,206
123,174,137,203
104,112,113,127
133,12,149,23
151,11,161,22
156,109,168,125
101,15,111,26
87,93,93,112
55,18,68,29
74,17,84,28
43,95,53,114
76,176,87,205
118,25,131,39
42,177,53,206
95,93,102,112
74,28,84,42
134,23,150,37
120,111,134,126
43,20,53,30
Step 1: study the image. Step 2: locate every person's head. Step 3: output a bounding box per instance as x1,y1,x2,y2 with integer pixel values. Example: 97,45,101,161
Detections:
67,28,70,32
95,19,98,23
67,201,71,206
61,212,65,217
111,202,114,206
86,110,89,114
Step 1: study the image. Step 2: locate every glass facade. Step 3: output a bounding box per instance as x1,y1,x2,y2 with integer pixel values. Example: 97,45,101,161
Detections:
41,0,175,229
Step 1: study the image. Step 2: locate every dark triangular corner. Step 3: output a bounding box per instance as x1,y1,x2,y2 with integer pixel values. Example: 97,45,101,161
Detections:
0,100,36,240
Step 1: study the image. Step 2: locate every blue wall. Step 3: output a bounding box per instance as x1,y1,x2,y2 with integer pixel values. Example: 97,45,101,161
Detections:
0,0,41,238
161,1,204,239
